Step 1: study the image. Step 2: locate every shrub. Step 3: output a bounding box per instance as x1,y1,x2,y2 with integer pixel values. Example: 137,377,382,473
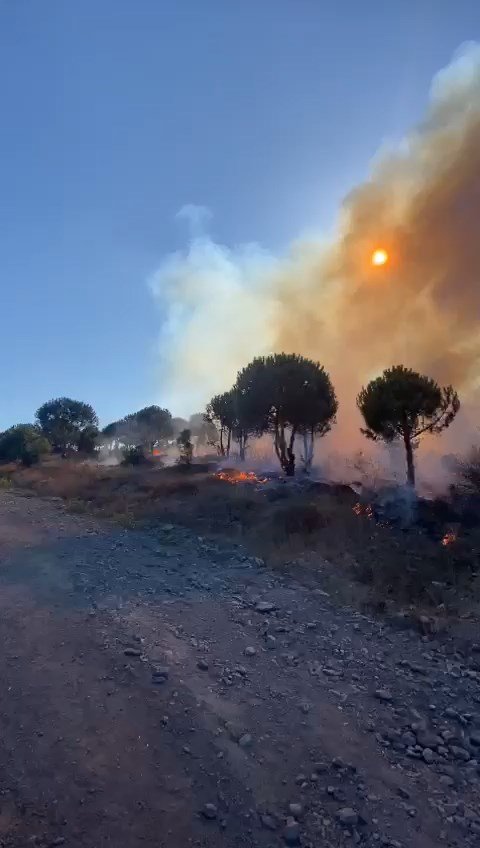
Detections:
271,501,325,539
0,424,50,466
122,446,147,466
457,446,480,495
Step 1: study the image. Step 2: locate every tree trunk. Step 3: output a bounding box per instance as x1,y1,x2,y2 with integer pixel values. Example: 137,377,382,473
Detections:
226,428,231,458
301,430,314,473
285,451,295,476
285,427,296,476
403,431,415,487
274,419,289,474
219,428,225,457
238,432,247,462
273,417,283,466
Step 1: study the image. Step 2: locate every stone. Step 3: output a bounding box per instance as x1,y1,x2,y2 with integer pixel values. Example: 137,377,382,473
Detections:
261,814,278,831
314,762,328,774
288,803,303,818
197,659,209,671
337,808,359,826
450,745,470,761
238,733,253,748
225,721,243,742
445,707,459,719
244,646,256,657
441,730,457,743
151,667,169,684
202,803,218,820
375,689,393,703
409,663,427,675
266,635,277,650
422,748,435,764
470,731,480,747
416,731,442,749
124,647,141,657
283,817,301,845
255,601,278,613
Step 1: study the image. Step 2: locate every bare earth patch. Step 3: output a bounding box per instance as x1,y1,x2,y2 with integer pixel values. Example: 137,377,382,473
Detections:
0,491,478,846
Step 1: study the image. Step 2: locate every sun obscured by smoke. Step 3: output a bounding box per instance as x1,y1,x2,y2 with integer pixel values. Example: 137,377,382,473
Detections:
150,43,480,469
277,43,480,398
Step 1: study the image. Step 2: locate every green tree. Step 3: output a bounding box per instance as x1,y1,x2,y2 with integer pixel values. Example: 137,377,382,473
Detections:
132,406,173,452
101,407,173,453
230,386,265,462
101,417,135,449
0,424,51,466
236,353,338,476
357,365,460,487
205,389,260,461
77,424,99,455
36,398,98,454
205,392,236,457
100,421,118,445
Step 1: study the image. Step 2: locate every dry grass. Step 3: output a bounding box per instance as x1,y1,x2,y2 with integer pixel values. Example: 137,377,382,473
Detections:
5,458,480,621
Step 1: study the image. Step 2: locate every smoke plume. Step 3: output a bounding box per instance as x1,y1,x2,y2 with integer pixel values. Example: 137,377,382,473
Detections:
150,43,480,467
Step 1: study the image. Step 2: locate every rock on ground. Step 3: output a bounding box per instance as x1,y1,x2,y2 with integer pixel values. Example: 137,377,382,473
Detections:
0,491,478,848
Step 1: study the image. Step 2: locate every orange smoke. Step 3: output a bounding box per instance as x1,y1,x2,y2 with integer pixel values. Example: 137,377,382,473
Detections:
153,45,480,477
273,44,480,451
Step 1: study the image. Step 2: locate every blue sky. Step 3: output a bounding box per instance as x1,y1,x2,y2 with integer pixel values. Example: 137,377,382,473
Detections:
1,0,478,429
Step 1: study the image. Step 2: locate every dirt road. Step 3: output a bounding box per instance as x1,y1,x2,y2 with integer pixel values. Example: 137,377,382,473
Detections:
0,492,478,847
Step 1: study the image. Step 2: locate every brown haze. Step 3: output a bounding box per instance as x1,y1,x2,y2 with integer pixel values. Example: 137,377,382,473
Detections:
151,44,480,476
272,43,480,448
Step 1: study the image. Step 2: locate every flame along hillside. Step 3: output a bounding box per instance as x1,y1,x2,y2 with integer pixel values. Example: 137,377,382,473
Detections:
210,452,468,552
214,468,268,485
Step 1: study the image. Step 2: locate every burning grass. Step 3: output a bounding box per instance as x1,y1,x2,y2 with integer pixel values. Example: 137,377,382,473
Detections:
4,457,480,623
214,468,268,484
441,530,458,547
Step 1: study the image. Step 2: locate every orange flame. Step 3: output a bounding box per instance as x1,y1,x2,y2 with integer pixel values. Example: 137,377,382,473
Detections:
441,531,457,547
353,502,373,518
215,469,268,484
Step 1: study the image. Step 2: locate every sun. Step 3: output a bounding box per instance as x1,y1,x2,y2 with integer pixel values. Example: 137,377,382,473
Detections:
371,248,389,267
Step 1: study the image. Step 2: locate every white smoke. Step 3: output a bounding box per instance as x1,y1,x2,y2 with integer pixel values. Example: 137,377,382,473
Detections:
149,210,278,415
148,45,480,486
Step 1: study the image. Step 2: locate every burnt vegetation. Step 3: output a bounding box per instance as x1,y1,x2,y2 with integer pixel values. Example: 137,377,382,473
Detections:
2,354,479,624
